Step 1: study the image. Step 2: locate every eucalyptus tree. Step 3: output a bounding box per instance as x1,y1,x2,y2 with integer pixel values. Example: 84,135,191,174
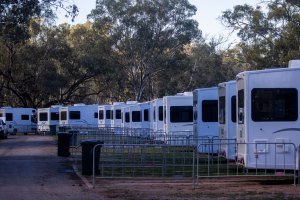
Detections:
89,0,200,101
0,0,78,107
221,0,300,69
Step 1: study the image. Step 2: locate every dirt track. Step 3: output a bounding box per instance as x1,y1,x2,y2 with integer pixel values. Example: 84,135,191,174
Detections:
0,135,99,200
1,135,300,200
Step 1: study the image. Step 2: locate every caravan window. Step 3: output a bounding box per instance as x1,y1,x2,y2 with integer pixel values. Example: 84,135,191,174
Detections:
21,115,29,120
60,111,67,120
158,106,163,121
39,113,48,121
153,107,156,122
251,88,298,121
115,109,121,119
132,111,141,122
51,112,59,120
170,106,193,123
144,109,149,122
69,111,80,120
231,96,237,123
125,112,130,123
106,110,111,119
6,113,13,121
202,100,218,122
94,112,98,119
219,96,226,124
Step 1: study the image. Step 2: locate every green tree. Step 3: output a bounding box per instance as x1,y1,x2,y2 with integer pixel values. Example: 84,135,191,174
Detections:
221,0,300,69
0,0,78,107
89,0,200,101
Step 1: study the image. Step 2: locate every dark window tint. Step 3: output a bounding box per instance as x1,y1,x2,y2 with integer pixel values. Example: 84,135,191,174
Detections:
69,111,80,120
193,109,197,121
125,112,130,123
106,110,111,119
158,106,163,121
251,88,298,121
115,109,122,119
60,111,67,120
153,107,156,122
238,89,244,124
6,113,13,121
144,109,149,122
202,100,218,122
21,115,29,120
219,96,225,124
170,106,193,123
94,112,98,119
51,112,59,120
231,96,237,123
132,111,141,122
99,110,104,120
39,113,48,121
0,113,3,117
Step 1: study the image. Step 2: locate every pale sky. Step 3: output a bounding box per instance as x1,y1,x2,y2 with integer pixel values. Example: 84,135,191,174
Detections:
56,0,262,44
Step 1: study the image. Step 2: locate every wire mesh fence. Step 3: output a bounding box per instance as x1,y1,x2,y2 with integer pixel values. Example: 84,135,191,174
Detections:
61,127,300,187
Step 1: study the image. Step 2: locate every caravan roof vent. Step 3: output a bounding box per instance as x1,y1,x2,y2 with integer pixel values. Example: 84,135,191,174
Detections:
288,60,300,68
73,103,86,106
126,101,138,104
113,102,125,105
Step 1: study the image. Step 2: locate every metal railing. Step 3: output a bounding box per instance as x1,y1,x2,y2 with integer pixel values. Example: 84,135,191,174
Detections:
65,127,300,188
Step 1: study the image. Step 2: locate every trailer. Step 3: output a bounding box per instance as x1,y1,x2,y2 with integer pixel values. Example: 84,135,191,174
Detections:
218,81,237,160
120,101,138,129
151,98,164,133
98,105,113,128
236,60,300,170
37,105,61,134
193,87,219,153
59,104,98,129
140,101,151,129
110,102,125,129
0,107,37,134
163,92,193,144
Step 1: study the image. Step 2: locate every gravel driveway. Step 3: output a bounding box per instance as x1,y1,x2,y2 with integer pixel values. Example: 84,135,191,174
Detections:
0,135,100,200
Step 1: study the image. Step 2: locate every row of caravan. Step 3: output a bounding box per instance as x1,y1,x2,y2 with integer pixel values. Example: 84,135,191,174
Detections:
1,60,300,171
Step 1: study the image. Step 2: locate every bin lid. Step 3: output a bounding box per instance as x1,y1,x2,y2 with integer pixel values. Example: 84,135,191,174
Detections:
81,139,103,145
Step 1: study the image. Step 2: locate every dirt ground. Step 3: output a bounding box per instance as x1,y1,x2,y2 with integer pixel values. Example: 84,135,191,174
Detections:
93,176,300,200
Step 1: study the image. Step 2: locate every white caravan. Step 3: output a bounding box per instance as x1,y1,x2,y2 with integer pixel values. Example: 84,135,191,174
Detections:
236,61,300,170
193,87,219,153
111,102,125,128
59,104,98,128
130,104,142,129
0,107,37,134
98,105,113,128
120,101,138,129
218,81,237,160
140,102,151,129
163,92,193,144
121,106,131,129
37,105,61,134
152,98,164,132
